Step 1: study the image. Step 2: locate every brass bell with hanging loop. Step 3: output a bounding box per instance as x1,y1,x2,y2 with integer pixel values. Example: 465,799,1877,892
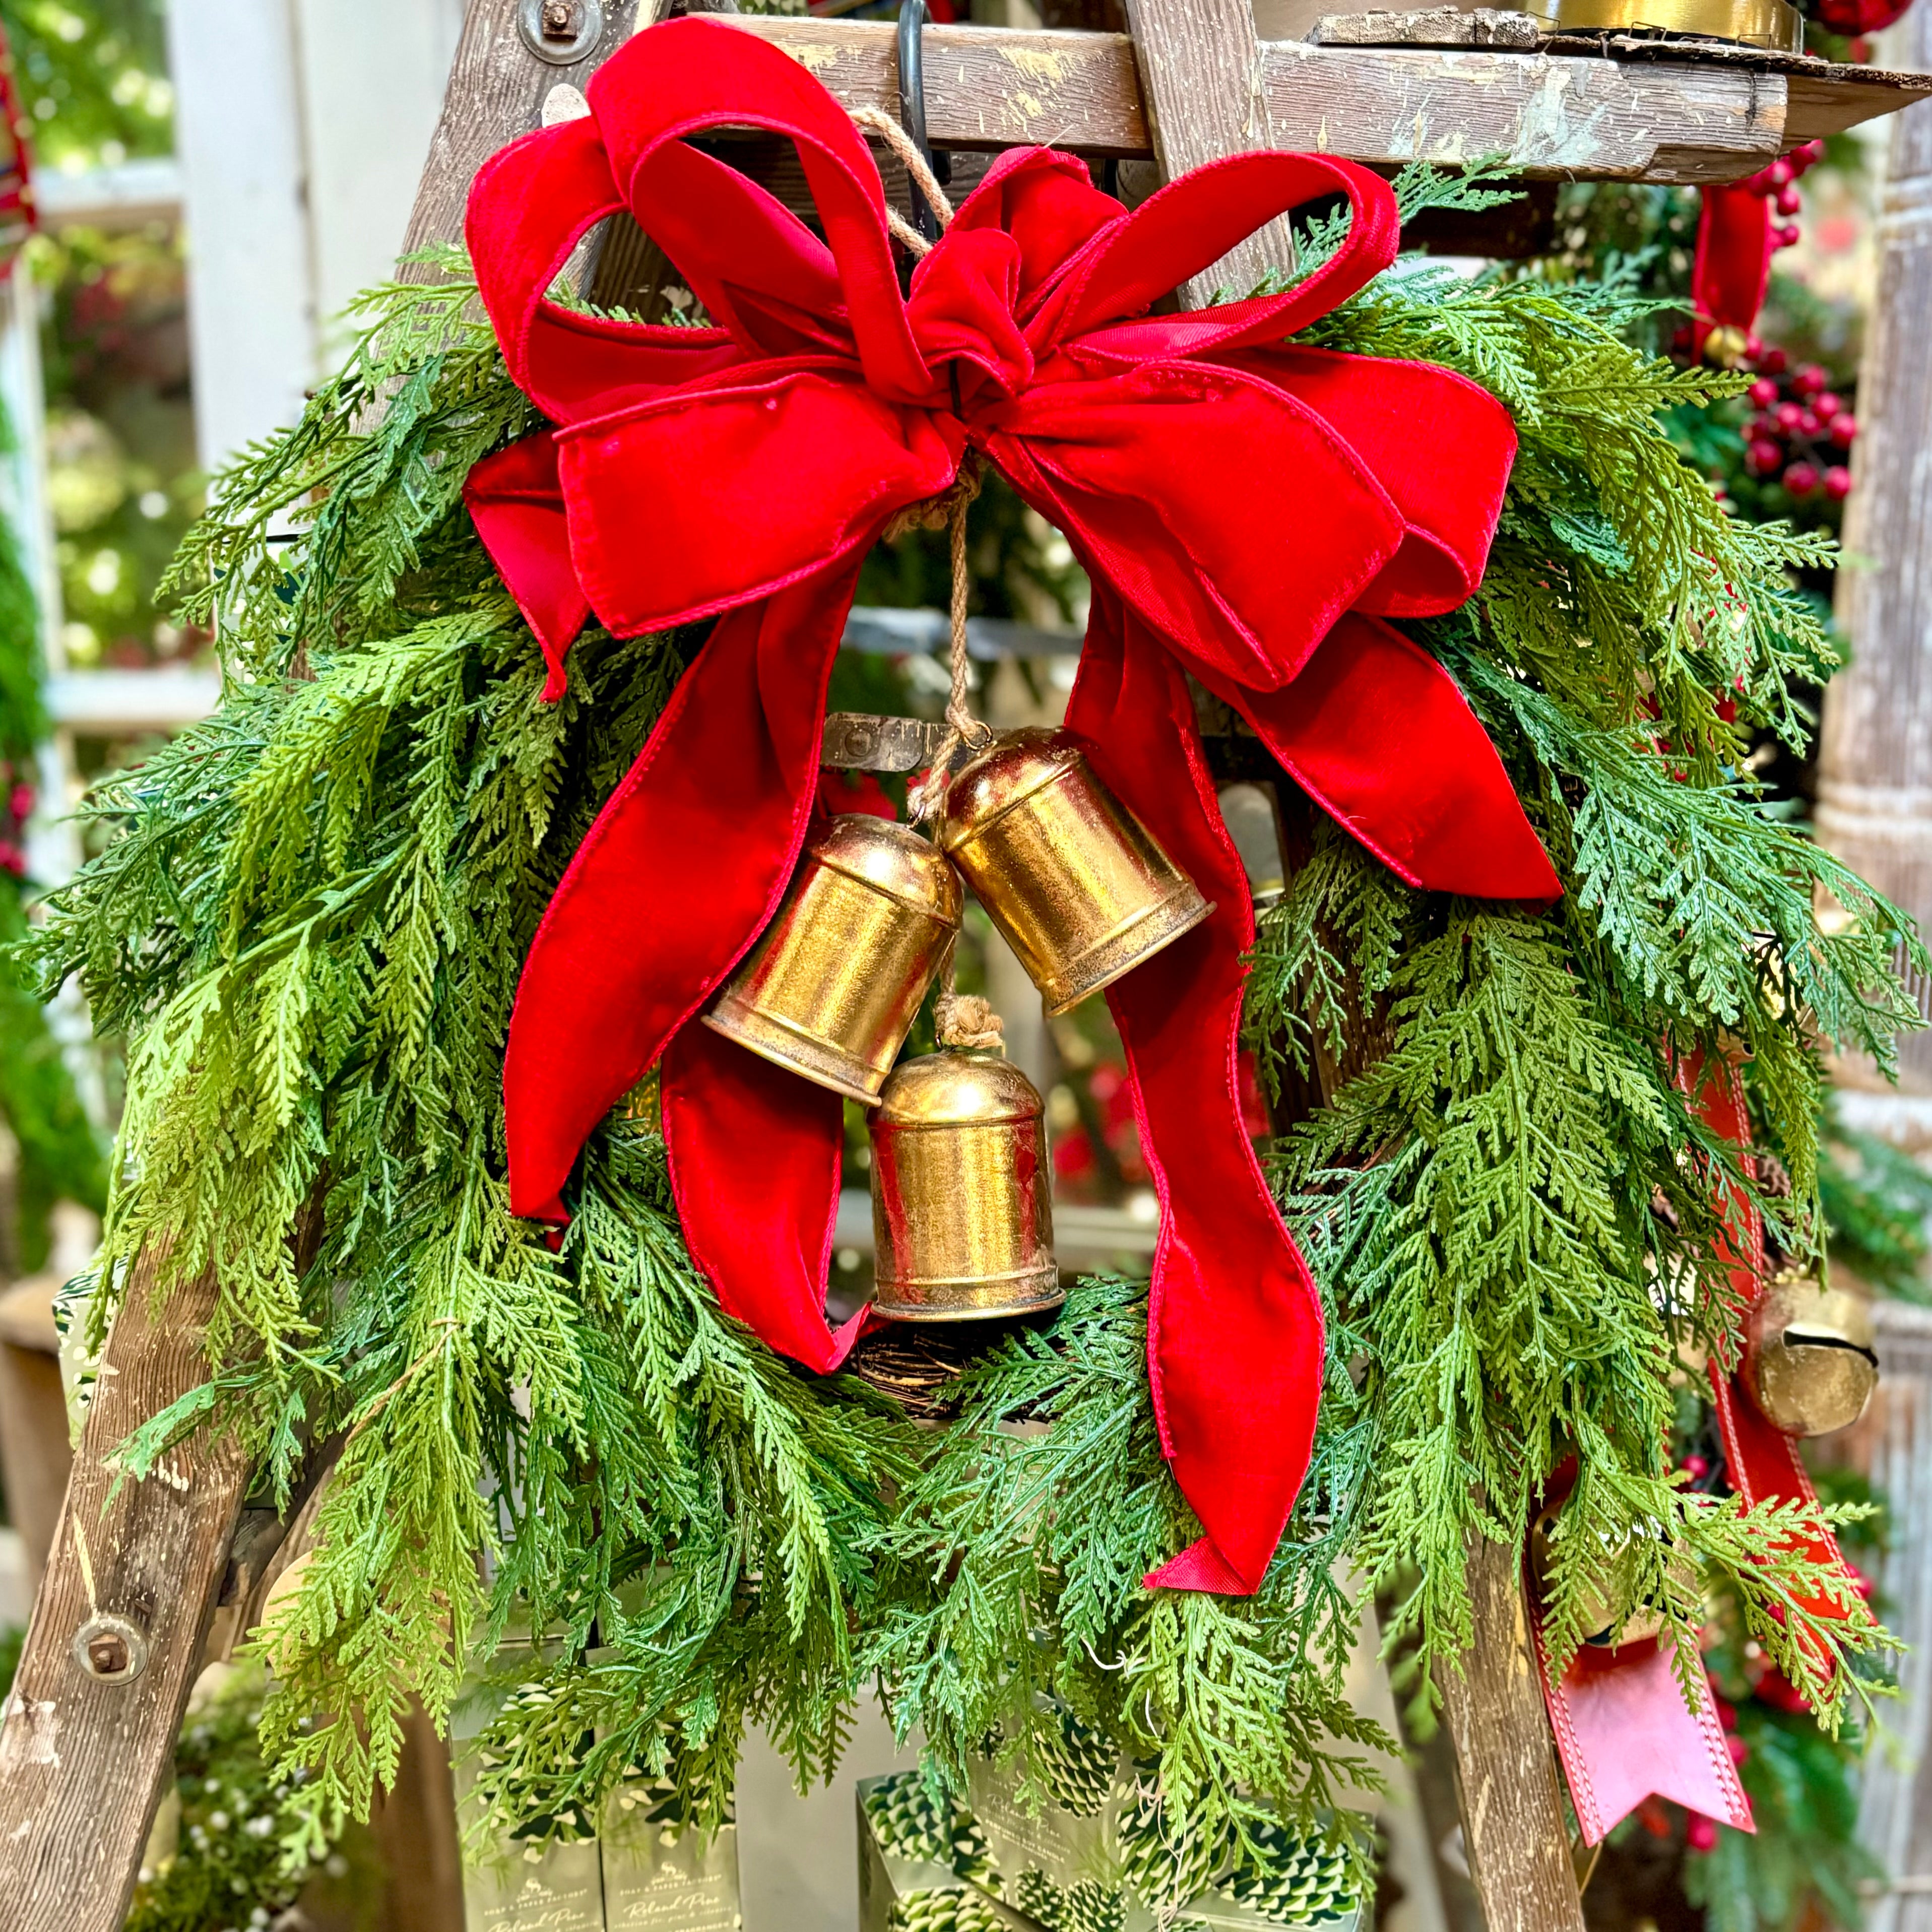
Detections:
704,815,962,1105
938,729,1213,1015
1743,1272,1879,1437
869,1020,1062,1322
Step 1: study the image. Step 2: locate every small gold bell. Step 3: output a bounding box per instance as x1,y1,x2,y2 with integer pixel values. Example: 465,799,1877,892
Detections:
705,816,962,1104
1703,323,1751,370
1528,1503,1669,1650
869,1050,1062,1321
939,729,1212,1015
1743,1274,1878,1437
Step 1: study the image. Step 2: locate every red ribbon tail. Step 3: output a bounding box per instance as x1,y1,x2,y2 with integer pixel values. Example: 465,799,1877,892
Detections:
503,569,854,1231
1069,587,1324,1598
663,1023,874,1373
1534,1620,1753,1845
1686,1052,1862,1678
466,431,592,699
1237,612,1561,904
1143,1537,1252,1595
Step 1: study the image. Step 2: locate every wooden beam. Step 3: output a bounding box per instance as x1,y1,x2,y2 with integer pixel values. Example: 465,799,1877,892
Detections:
723,20,1152,156
730,17,1929,186
1261,37,1786,182
1436,1529,1589,1932
0,1253,249,1932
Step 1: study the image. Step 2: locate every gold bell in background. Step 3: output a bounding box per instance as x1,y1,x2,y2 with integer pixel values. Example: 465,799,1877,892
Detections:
1528,1502,1670,1650
939,729,1212,1015
1743,1272,1879,1438
705,815,962,1104
869,1038,1063,1322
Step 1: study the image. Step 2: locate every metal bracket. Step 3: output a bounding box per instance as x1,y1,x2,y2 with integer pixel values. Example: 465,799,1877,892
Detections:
822,713,949,772
519,0,607,65
896,0,950,245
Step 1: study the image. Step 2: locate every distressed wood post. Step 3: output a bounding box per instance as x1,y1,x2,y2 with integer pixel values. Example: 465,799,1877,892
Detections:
1814,32,1932,1917
1816,0,1932,1093
400,0,643,269
1435,1529,1589,1932
0,1255,246,1932
1118,0,1300,298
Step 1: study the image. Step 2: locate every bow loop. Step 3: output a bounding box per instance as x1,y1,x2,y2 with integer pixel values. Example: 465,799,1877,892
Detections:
588,22,929,398
986,362,1405,691
468,18,932,417
907,225,1036,402
1026,151,1400,360
557,364,962,637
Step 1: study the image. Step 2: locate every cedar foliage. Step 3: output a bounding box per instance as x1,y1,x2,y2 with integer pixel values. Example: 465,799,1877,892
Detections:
19,174,1909,1877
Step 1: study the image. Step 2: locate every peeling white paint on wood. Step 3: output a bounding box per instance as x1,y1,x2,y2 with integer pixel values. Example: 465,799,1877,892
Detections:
0,1697,60,1773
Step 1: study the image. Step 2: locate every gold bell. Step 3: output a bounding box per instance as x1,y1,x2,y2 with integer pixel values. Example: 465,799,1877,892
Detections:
1528,1503,1669,1650
869,1050,1062,1321
939,729,1212,1015
1743,1274,1879,1438
705,815,962,1104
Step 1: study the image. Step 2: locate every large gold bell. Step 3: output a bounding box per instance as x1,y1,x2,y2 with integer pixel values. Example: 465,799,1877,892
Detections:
870,1050,1062,1321
705,816,962,1104
939,729,1212,1015
1744,1274,1878,1438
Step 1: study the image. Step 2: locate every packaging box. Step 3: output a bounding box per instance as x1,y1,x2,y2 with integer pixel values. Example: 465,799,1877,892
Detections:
600,1793,741,1932
452,1648,607,1932
960,1714,1363,1932
858,1772,1030,1932
451,1645,742,1932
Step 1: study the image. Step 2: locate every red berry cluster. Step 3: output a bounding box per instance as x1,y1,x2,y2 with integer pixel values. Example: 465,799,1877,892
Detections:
1737,138,1826,251
1744,355,1856,503
0,759,33,879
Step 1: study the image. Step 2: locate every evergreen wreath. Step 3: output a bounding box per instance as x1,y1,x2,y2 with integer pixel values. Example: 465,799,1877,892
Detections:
19,168,1910,1891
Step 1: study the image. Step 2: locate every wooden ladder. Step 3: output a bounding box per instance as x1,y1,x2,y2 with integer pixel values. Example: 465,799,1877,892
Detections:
3,2,1922,1926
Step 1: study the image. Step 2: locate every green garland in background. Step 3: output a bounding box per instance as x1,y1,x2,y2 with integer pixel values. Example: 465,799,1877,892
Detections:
17,173,1913,1899
0,380,104,1274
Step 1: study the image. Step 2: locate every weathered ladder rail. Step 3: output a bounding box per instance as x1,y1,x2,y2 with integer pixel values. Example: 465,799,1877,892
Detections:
4,0,1918,1921
720,14,1927,186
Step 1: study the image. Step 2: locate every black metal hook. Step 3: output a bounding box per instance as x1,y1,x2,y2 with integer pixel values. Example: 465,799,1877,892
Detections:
896,0,951,247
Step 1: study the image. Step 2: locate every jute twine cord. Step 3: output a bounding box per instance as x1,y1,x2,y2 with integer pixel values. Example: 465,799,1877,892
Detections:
935,988,1005,1051
848,105,955,254
851,103,1002,1056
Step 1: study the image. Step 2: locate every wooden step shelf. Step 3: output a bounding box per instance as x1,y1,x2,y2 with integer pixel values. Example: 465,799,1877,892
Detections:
726,14,1929,186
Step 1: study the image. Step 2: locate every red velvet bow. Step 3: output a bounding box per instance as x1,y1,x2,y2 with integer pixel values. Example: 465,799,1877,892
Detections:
464,17,1560,1594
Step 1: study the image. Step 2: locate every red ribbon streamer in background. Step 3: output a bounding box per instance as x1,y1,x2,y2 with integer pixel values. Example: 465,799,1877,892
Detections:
462,19,1559,1593
1692,1058,1864,1676
1535,1050,1873,1843
1691,182,1775,361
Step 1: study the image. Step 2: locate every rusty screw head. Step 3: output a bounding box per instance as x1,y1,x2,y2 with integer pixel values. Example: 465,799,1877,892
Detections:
519,0,603,62
72,1612,149,1685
